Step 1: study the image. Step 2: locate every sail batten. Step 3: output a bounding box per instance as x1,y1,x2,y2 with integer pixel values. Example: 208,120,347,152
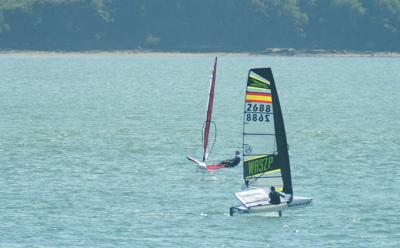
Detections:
242,68,293,195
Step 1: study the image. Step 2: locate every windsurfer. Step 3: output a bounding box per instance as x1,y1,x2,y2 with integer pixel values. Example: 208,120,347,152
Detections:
219,151,240,168
269,186,285,205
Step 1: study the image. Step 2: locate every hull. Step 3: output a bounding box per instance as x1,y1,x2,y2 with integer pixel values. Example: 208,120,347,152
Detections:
186,156,208,170
230,196,312,216
186,156,225,171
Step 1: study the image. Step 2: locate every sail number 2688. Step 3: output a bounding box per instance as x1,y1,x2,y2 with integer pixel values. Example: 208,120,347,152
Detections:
246,104,271,122
246,113,270,122
246,103,271,113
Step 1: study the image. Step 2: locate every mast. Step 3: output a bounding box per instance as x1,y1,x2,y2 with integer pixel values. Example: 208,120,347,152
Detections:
203,57,217,162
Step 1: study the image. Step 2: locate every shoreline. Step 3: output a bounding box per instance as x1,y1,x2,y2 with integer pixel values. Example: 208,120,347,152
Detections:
257,48,400,57
1,49,400,57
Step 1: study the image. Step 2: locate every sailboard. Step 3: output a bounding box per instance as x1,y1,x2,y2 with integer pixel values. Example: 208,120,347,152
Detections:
186,57,226,172
230,68,312,216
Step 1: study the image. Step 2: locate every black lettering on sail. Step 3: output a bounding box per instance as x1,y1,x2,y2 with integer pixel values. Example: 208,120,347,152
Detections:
244,154,277,178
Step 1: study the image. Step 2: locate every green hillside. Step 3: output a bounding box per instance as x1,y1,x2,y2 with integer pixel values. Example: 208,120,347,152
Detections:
1,0,399,51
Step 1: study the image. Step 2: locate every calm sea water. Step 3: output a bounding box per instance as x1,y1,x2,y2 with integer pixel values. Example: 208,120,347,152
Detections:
0,53,399,247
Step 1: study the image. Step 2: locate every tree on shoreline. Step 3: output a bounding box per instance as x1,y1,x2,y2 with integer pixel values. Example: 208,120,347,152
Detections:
0,0,399,51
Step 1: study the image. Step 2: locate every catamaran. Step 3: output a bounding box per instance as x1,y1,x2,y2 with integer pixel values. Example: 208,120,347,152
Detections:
186,57,226,172
230,68,312,216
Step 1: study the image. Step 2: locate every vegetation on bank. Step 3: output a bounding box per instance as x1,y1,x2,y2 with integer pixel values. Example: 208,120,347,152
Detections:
0,0,399,52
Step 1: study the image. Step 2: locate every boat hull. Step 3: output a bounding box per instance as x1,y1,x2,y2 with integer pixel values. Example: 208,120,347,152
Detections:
230,196,312,216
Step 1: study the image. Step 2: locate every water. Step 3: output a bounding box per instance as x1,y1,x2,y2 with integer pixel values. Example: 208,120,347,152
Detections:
0,53,399,247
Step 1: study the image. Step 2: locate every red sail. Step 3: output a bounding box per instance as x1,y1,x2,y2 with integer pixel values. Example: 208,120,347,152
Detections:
203,57,217,162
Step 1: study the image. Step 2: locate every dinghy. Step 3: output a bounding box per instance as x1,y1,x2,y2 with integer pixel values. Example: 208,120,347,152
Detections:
230,68,312,216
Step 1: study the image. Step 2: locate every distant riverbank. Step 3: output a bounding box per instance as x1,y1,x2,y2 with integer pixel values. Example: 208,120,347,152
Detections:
258,48,400,57
1,49,400,57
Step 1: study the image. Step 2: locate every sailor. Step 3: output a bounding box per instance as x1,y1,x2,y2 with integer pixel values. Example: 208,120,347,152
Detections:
269,186,285,205
219,151,241,168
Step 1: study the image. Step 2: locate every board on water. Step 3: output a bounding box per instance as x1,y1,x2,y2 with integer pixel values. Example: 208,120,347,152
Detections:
186,156,224,171
230,68,312,216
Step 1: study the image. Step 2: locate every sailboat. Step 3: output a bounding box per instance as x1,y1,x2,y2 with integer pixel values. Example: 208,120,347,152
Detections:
186,57,226,172
230,68,312,216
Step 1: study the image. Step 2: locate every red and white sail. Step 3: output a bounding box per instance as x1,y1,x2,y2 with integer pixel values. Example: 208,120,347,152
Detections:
202,57,217,162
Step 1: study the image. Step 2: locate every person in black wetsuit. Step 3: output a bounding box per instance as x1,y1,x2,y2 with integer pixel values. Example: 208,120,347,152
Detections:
269,186,285,205
219,151,240,168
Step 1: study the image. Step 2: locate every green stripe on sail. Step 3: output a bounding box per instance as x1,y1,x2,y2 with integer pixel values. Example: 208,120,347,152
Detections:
247,86,270,93
248,73,271,89
244,154,279,179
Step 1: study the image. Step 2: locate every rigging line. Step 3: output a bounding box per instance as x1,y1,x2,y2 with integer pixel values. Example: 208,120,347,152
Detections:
201,121,217,160
245,112,275,114
246,169,277,186
243,154,276,157
246,176,262,188
243,133,275,136
201,121,206,155
201,122,205,143
208,121,217,159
